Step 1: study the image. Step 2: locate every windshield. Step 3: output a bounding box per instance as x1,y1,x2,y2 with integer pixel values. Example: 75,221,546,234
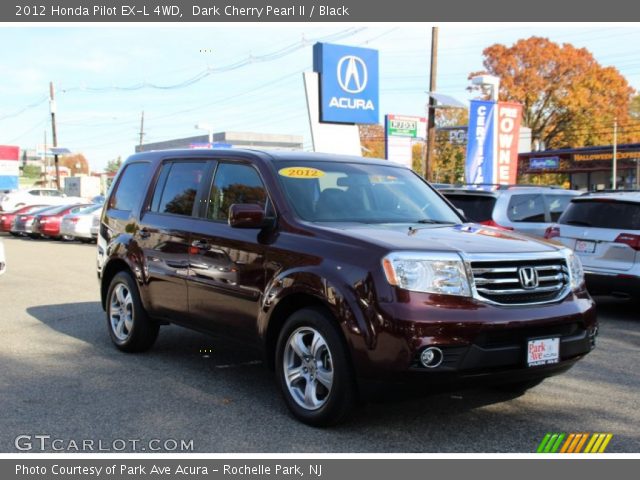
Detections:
275,161,462,224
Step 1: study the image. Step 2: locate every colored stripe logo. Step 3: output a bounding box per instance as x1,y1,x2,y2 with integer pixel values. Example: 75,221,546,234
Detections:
537,433,613,453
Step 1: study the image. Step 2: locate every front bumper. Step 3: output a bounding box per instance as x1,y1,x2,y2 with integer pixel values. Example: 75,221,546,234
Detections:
350,289,597,384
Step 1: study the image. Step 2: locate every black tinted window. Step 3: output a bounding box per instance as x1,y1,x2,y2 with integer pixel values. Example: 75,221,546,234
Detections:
153,162,207,216
507,194,546,223
560,200,640,230
444,194,496,222
208,163,267,221
109,163,151,212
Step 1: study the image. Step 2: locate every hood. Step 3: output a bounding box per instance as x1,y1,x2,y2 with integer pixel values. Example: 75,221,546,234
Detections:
316,222,561,254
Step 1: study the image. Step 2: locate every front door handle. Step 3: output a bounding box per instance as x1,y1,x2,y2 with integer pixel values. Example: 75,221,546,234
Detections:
191,239,211,250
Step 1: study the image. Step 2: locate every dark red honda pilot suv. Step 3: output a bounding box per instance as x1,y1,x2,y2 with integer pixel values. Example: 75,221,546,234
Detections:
97,149,597,426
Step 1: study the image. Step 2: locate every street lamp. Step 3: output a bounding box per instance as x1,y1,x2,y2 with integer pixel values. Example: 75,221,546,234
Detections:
195,123,214,147
471,74,500,101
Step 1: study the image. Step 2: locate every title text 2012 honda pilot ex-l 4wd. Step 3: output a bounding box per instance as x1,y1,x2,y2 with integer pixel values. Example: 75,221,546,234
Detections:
97,149,597,426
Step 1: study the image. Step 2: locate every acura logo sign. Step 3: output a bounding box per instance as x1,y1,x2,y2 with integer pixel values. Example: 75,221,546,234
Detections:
336,55,368,93
518,267,539,289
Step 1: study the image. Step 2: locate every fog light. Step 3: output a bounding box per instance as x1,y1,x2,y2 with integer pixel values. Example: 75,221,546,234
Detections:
420,347,443,368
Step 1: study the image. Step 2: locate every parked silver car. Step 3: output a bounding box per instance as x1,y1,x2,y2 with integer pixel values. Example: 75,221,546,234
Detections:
545,192,640,298
440,186,580,237
60,204,103,242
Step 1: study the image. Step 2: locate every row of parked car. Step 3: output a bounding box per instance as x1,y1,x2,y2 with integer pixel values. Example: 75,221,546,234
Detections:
0,187,105,243
0,202,102,241
437,185,640,298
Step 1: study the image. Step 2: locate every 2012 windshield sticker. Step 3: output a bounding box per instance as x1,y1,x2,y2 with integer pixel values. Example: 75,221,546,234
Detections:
279,167,325,179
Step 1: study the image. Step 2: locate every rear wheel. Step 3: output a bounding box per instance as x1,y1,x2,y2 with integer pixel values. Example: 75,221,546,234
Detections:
275,307,357,426
106,271,159,352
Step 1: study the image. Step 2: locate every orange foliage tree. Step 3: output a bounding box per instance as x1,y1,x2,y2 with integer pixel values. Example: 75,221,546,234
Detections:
59,153,90,175
470,37,637,149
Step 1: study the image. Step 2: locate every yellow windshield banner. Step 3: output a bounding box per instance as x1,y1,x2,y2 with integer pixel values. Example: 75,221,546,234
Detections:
278,167,325,179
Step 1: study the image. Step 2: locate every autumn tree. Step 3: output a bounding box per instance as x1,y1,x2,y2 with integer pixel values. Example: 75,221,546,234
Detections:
431,108,468,183
470,37,637,149
59,153,90,175
631,95,640,120
359,124,385,158
106,156,123,174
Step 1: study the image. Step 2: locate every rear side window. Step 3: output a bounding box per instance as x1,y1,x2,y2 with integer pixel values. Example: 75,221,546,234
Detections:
560,200,640,230
150,161,208,216
444,194,496,222
208,163,267,221
507,194,546,223
546,194,575,222
109,163,151,212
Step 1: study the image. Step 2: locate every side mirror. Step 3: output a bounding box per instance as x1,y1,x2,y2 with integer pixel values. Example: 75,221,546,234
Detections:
229,204,266,229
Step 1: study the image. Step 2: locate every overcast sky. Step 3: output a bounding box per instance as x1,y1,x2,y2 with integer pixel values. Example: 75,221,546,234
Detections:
2,25,640,170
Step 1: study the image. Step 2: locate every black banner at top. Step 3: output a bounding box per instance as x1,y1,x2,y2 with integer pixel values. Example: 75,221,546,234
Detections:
3,0,640,22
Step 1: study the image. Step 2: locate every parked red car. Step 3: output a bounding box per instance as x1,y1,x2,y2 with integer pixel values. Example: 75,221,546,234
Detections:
0,205,47,234
33,204,92,239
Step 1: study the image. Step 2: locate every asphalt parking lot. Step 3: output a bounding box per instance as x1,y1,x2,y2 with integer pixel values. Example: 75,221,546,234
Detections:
0,235,638,453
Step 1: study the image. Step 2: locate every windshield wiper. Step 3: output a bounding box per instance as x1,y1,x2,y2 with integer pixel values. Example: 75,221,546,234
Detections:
564,220,592,226
414,219,456,224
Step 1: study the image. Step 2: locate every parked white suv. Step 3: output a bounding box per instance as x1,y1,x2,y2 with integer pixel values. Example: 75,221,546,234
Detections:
545,192,640,298
0,188,82,212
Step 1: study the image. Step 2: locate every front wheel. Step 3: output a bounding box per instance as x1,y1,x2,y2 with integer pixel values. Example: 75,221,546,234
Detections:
275,307,357,427
106,271,159,352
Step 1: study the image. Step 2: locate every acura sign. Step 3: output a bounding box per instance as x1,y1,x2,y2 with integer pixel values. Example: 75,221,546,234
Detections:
313,42,379,124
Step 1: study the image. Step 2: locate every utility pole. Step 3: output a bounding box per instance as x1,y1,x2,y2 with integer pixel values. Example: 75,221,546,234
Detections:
43,130,47,187
424,26,438,181
49,81,60,190
138,110,145,148
612,118,618,190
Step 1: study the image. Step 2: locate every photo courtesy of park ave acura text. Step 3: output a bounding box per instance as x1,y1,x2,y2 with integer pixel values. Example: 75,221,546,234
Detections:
0,3,639,456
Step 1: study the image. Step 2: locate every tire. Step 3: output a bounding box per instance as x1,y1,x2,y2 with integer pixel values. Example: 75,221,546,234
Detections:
493,378,544,394
106,271,159,352
275,307,357,427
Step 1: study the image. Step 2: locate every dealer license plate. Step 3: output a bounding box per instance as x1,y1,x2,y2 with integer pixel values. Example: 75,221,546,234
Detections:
575,240,596,253
527,338,560,367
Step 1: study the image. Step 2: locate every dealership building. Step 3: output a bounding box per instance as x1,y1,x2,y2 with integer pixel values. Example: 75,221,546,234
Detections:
518,143,640,190
136,131,304,153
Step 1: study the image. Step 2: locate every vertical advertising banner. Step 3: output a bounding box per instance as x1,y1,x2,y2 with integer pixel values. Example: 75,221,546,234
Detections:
0,145,20,191
496,102,523,185
465,100,496,185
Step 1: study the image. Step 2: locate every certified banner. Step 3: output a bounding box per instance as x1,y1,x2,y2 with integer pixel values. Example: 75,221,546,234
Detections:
465,100,496,185
496,102,523,185
0,145,20,191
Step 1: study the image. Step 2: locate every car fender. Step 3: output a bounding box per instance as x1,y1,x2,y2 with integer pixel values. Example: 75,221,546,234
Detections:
259,265,379,352
100,233,151,311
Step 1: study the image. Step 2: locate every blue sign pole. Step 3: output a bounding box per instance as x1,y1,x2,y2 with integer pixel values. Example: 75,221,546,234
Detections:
465,100,496,185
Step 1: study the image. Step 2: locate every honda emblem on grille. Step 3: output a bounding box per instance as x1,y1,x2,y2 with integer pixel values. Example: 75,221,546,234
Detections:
518,267,539,289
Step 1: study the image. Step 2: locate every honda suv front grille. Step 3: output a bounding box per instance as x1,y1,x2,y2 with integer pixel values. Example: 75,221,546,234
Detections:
470,258,569,305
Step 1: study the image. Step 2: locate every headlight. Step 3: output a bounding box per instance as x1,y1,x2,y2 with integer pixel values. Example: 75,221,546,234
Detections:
382,251,471,297
566,250,585,291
